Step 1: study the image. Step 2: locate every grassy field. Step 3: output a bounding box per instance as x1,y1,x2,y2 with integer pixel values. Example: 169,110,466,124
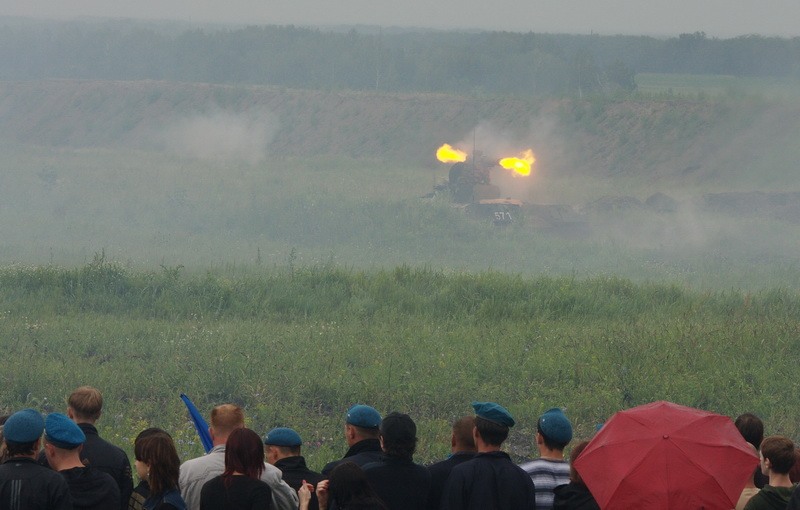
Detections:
636,73,800,100
2,262,799,468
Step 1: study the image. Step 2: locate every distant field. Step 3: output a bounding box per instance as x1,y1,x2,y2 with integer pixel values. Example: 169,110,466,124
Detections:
2,264,799,467
636,73,800,99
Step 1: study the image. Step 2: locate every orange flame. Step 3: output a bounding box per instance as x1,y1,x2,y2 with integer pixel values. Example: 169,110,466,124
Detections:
498,149,535,176
436,144,468,163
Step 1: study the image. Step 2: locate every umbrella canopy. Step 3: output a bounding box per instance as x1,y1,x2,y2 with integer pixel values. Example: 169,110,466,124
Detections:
573,401,759,510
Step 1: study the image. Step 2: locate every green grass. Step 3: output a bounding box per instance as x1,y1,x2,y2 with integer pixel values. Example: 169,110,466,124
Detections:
635,73,800,100
1,263,799,468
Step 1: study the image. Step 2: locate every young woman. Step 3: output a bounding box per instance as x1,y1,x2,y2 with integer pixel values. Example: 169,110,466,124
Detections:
315,462,388,510
200,427,272,510
134,432,186,510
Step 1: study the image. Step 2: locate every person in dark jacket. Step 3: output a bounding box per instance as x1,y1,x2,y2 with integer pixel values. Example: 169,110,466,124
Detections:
786,485,800,510
322,405,383,475
552,440,599,510
129,428,173,510
441,402,536,510
362,412,431,510
426,416,476,510
134,431,186,510
265,427,324,510
316,462,388,510
0,408,73,510
44,412,120,510
743,436,798,510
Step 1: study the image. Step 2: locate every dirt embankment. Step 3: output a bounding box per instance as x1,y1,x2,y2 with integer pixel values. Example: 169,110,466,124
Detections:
0,80,798,187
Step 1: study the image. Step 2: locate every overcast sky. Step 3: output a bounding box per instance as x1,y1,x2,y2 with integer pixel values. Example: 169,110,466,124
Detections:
1,0,799,38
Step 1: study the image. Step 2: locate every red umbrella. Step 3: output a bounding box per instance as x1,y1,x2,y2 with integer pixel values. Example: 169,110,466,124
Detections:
573,401,759,510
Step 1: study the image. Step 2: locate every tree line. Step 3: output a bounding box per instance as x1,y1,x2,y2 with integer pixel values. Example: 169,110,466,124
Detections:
1,18,798,97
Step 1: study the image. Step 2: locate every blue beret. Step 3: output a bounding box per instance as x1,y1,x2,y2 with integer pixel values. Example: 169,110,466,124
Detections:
4,408,44,443
472,401,515,427
45,413,86,449
264,427,302,447
538,408,573,444
346,404,381,428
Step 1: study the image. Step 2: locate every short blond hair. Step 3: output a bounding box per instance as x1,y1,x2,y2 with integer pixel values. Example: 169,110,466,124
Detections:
210,404,245,437
68,386,103,421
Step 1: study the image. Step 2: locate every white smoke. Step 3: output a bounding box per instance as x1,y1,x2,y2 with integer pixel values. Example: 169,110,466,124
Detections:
161,108,280,165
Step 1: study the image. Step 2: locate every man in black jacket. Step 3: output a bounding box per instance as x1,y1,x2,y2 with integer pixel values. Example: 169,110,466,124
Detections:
441,402,536,510
0,408,73,510
426,416,477,510
44,412,120,510
321,404,383,475
265,427,324,510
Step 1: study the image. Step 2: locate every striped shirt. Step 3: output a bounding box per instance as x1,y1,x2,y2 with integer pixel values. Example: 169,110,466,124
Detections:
519,458,570,510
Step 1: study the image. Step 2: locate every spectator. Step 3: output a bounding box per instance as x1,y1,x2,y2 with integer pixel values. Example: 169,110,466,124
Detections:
134,432,185,509
316,462,388,510
322,405,383,476
743,436,797,510
440,402,536,510
426,416,477,510
552,441,599,510
129,428,173,510
0,408,72,509
179,403,297,510
200,428,272,510
264,427,324,510
519,408,573,510
362,412,431,510
735,444,760,510
736,413,768,488
0,414,11,464
44,412,120,510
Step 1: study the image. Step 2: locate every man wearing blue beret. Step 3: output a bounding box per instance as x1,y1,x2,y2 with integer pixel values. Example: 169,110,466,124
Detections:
441,402,536,510
44,412,121,510
321,404,383,475
265,427,324,510
0,408,73,510
519,408,573,510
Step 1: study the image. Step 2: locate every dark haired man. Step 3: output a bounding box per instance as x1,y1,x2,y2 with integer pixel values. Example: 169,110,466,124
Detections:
743,435,798,510
265,427,324,510
426,416,477,510
0,408,73,510
519,407,573,510
322,404,384,475
441,402,536,510
736,413,768,488
362,412,431,510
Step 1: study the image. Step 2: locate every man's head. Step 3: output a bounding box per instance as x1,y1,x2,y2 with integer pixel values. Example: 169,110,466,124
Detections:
344,404,381,446
3,408,44,458
67,386,103,424
471,402,514,449
263,427,302,465
209,404,245,445
379,412,417,460
537,408,573,452
451,415,476,453
44,412,86,470
735,413,764,449
760,435,796,475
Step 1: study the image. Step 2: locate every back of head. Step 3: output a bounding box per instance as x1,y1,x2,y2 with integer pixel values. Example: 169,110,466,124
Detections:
379,412,417,460
224,428,265,483
474,416,509,447
3,409,44,457
68,386,103,422
211,404,245,438
346,405,381,442
569,441,591,484
735,413,764,449
537,408,573,451
135,433,180,496
452,416,476,451
329,462,385,508
760,435,796,474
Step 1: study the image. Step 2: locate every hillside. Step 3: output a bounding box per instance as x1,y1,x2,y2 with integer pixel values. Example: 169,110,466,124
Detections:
1,79,799,192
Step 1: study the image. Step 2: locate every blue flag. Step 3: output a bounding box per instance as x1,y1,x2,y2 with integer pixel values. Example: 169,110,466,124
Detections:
180,393,213,453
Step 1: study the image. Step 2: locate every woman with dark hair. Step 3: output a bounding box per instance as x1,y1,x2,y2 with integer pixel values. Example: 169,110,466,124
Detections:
315,462,388,510
134,432,186,510
130,428,173,510
552,441,600,510
200,427,272,510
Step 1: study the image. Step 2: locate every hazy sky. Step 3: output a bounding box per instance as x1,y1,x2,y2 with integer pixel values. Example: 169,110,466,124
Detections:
1,0,799,37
